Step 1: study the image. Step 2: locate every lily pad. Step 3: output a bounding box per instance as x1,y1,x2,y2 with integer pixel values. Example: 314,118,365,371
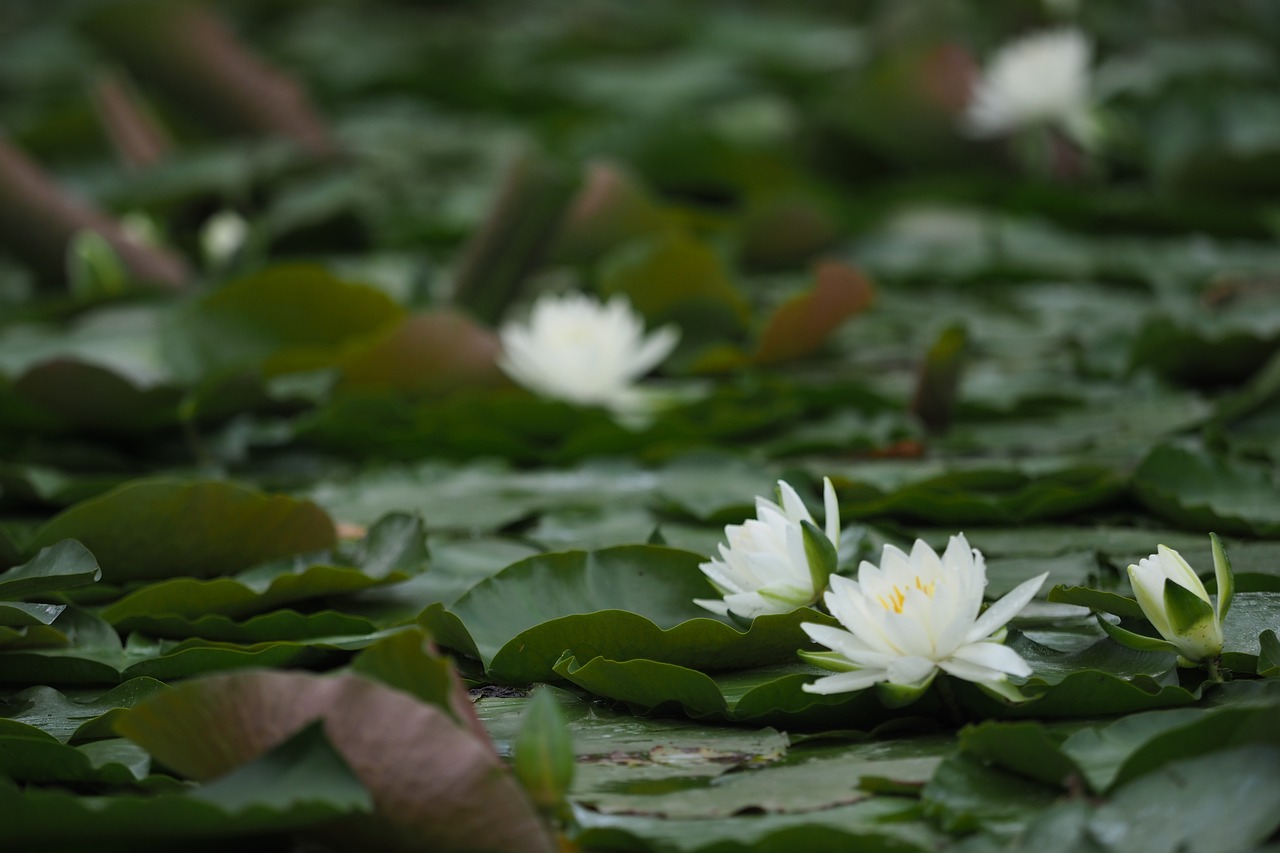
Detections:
102,512,427,627
1132,445,1280,536
420,545,835,683
0,539,102,599
3,724,374,848
0,678,169,742
26,479,337,582
117,668,555,853
162,264,405,380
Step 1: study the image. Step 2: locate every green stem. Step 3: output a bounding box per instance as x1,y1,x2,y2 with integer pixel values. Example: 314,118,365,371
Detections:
934,674,965,728
1205,655,1226,685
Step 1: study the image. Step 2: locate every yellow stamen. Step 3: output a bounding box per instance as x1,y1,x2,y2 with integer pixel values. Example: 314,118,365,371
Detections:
877,577,936,614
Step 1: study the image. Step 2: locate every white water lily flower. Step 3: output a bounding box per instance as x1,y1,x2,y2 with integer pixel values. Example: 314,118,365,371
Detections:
498,292,679,415
964,29,1095,142
1122,537,1230,666
801,535,1047,702
695,478,840,621
200,209,249,266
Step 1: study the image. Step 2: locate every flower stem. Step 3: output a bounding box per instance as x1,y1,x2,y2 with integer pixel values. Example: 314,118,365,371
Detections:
1205,655,1226,684
935,675,965,728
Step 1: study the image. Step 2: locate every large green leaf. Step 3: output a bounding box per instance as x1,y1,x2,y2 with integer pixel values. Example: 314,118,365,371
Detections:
0,719,151,786
420,545,833,683
0,539,101,599
102,512,427,629
1087,745,1280,853
1132,445,1280,536
26,480,337,582
162,264,405,380
0,678,169,742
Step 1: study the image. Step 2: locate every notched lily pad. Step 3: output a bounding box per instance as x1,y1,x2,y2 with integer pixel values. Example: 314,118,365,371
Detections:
420,545,834,684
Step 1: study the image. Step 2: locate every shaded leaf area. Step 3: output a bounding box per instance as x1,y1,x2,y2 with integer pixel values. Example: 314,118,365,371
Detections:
0,604,400,685
4,723,374,852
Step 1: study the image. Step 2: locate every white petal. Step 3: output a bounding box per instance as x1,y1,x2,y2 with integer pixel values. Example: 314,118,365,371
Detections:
693,597,730,616
1128,560,1174,640
822,477,840,545
948,641,1032,679
802,669,886,695
626,325,681,379
802,624,896,668
937,657,1016,687
777,480,813,524
1156,545,1210,601
964,572,1048,643
885,655,937,686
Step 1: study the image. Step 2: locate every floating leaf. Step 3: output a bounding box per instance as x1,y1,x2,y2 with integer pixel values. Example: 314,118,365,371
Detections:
1132,445,1280,536
420,546,832,683
117,669,555,852
27,480,337,582
337,311,504,396
0,678,169,742
3,725,373,848
0,539,101,599
754,260,874,364
163,264,404,380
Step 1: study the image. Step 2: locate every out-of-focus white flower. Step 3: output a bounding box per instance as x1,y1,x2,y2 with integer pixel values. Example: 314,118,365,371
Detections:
498,292,678,414
964,29,1095,142
694,478,839,621
801,535,1046,703
1115,535,1231,666
200,210,249,266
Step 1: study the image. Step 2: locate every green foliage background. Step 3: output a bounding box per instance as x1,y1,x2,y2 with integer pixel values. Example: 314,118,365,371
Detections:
3,0,1280,851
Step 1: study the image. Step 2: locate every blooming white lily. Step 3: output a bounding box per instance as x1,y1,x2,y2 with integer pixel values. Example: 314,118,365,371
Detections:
695,478,840,621
200,209,249,266
801,535,1047,702
498,292,679,416
964,29,1096,143
1115,535,1231,666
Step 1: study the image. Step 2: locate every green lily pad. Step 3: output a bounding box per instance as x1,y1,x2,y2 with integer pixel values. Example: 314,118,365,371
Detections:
557,632,1198,729
26,479,337,582
3,724,374,849
0,678,169,742
828,462,1125,525
574,797,942,853
1132,445,1280,536
0,605,402,685
1087,745,1280,853
0,719,151,786
420,545,834,683
162,264,404,380
0,539,101,599
102,513,427,627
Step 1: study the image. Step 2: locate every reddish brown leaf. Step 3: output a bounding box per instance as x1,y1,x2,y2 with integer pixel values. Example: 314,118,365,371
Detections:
754,260,875,365
118,670,555,853
338,311,505,396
